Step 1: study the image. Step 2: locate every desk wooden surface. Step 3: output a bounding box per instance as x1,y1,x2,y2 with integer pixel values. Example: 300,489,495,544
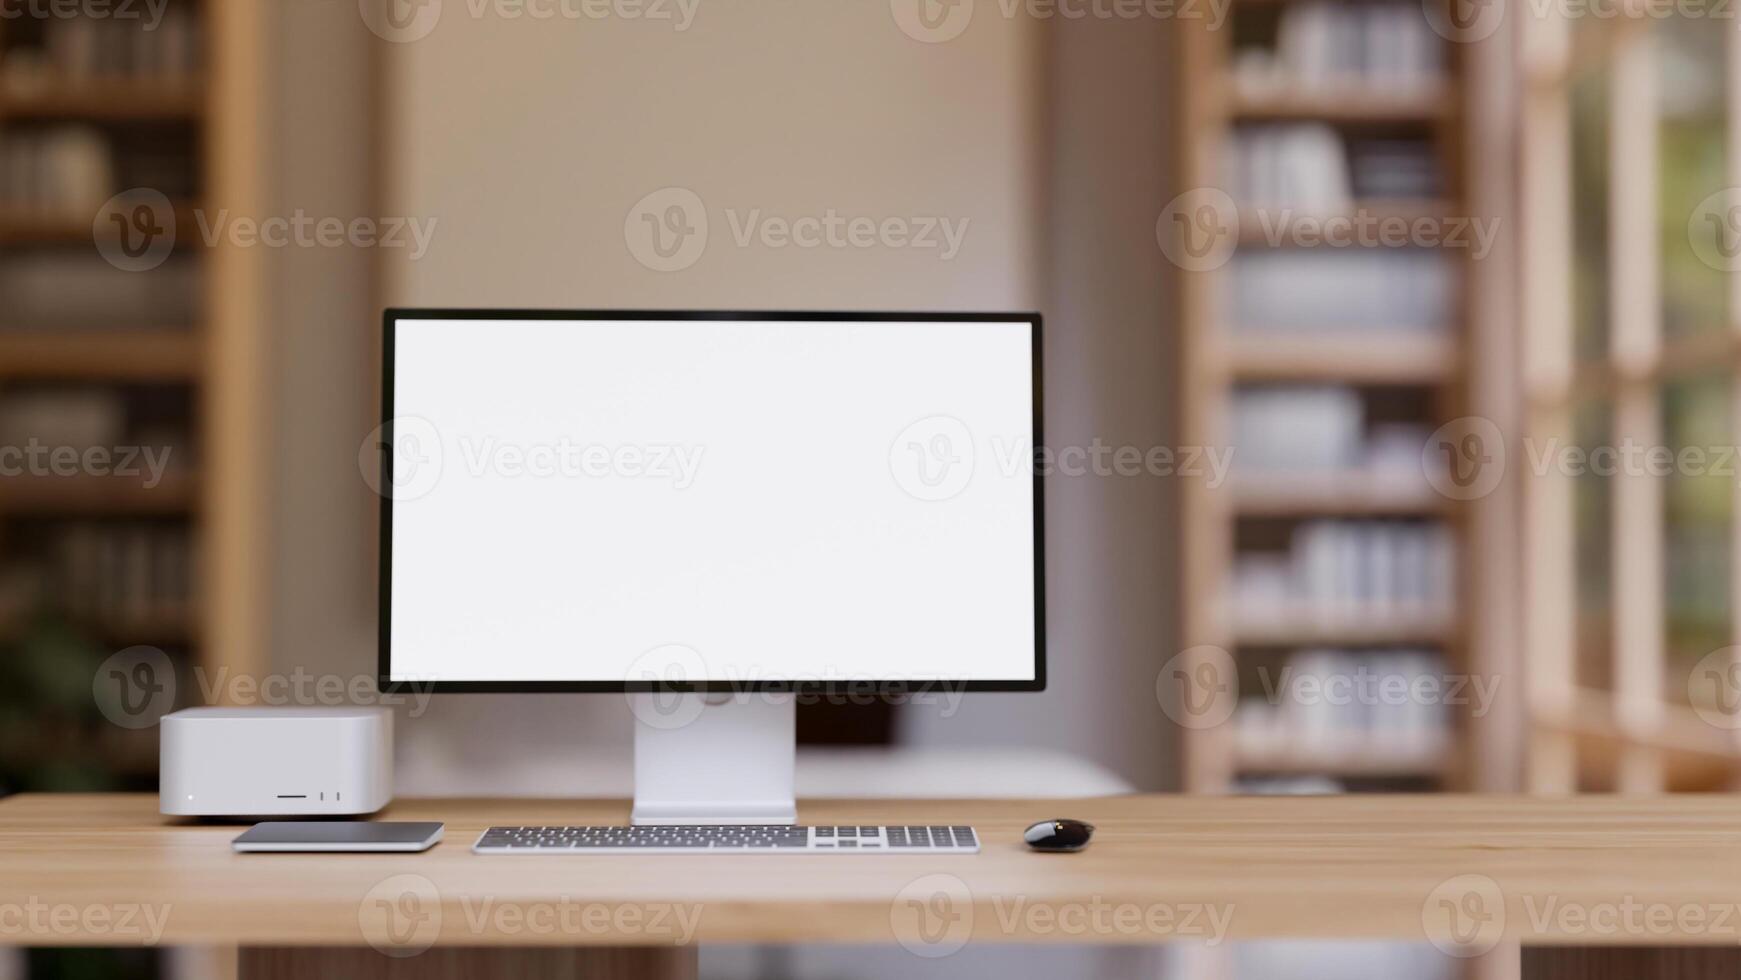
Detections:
3,794,1740,951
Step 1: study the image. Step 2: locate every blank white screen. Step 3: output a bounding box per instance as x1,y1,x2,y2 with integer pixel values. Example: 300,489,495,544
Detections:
387,317,1037,684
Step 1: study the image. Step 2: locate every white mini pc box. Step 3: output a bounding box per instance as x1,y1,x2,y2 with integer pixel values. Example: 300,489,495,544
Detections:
159,706,393,816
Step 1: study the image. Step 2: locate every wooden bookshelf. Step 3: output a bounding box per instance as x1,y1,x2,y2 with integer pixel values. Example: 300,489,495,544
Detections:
1225,84,1456,124
0,0,267,810
1231,473,1453,517
0,472,198,515
1229,614,1459,648
0,200,203,245
1236,197,1453,244
1171,3,1522,976
0,330,203,380
0,82,203,120
1223,332,1459,382
1234,741,1455,778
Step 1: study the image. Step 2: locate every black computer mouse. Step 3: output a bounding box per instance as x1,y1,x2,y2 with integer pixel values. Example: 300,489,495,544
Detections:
1023,818,1095,852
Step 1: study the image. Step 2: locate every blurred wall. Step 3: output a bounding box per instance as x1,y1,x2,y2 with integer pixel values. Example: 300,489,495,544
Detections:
264,3,377,688
263,2,1174,791
902,9,1178,789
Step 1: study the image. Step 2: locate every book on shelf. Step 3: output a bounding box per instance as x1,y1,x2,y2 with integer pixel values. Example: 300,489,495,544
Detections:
1227,250,1452,332
1226,125,1442,210
0,125,112,218
1232,519,1457,626
57,522,195,628
1231,385,1434,484
1232,0,1444,97
1233,648,1453,763
1,8,201,93
0,253,199,329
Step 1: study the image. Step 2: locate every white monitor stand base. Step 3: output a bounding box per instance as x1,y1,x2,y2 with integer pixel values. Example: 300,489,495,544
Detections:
630,693,797,825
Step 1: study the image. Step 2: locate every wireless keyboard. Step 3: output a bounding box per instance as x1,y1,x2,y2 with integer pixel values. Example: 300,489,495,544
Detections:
473,824,980,854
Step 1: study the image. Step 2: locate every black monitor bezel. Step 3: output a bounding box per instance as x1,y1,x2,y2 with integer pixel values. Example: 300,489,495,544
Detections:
377,308,1046,695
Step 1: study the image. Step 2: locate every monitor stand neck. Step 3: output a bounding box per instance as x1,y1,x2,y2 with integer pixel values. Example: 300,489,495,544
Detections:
630,693,797,825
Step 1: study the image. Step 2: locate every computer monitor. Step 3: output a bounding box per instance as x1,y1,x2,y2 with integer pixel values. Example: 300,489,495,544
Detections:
378,310,1044,823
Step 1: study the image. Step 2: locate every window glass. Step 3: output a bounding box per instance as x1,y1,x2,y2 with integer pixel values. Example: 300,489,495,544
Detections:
1658,19,1728,341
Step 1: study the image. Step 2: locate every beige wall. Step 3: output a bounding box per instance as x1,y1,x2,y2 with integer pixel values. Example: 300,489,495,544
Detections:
381,4,1044,309
265,2,1175,791
265,0,379,683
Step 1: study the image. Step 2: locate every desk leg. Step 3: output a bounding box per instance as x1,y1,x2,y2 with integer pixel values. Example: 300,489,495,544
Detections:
1521,947,1741,979
238,946,698,980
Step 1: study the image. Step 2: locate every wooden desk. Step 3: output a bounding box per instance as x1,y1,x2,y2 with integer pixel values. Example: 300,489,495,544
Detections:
3,794,1740,979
